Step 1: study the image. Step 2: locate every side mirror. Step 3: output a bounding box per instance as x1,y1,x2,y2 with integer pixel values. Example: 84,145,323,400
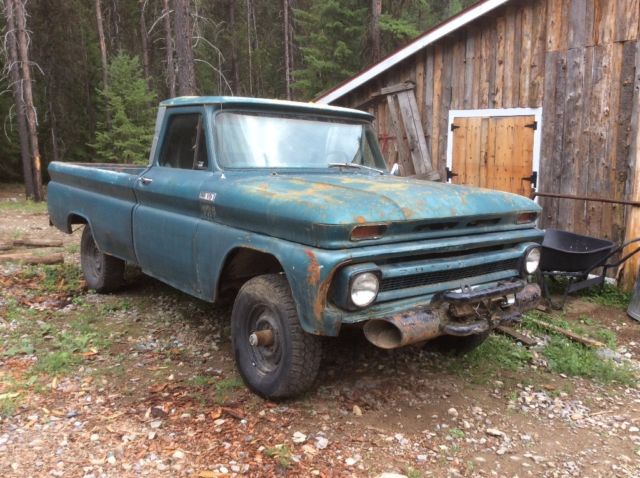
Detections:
390,163,399,176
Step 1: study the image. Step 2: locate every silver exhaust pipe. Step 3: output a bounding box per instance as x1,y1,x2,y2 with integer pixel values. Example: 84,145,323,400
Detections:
363,309,441,349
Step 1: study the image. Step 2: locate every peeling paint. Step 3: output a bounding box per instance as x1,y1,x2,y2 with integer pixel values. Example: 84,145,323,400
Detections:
305,250,321,287
401,207,414,220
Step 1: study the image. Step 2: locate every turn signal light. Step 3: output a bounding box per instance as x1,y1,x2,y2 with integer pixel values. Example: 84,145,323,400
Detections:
516,212,538,224
350,224,388,241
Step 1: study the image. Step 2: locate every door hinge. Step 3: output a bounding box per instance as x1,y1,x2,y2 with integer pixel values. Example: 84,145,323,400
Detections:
525,121,537,130
522,171,538,188
446,167,458,181
450,123,460,132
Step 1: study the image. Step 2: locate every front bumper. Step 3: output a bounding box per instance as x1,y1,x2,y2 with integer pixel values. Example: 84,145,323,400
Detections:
362,280,541,349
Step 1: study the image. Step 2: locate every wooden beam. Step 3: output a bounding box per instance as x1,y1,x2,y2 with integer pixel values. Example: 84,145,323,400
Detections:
534,192,640,207
13,238,64,248
527,317,606,348
396,90,440,180
386,95,414,176
380,81,415,96
353,82,415,109
495,325,538,346
0,252,64,265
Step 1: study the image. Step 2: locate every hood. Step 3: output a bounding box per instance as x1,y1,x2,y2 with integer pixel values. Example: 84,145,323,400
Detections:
211,172,541,248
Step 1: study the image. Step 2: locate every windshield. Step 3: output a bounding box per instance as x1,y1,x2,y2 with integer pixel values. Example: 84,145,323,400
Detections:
214,112,387,171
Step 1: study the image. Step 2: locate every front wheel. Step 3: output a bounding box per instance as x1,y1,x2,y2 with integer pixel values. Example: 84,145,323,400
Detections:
231,274,322,399
80,225,124,293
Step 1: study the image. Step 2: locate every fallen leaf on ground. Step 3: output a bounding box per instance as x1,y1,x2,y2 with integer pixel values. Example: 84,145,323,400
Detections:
0,392,20,400
221,407,244,420
198,471,226,478
148,383,167,393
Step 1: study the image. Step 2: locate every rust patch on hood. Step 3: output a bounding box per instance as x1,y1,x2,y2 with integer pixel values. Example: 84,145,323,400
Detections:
355,215,366,224
401,207,414,219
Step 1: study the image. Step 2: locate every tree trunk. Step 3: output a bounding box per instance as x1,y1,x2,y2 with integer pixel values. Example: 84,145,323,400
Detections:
49,101,60,163
14,0,43,201
228,0,239,95
162,0,176,98
139,0,151,87
110,0,122,52
95,0,110,128
283,0,291,99
370,0,382,64
249,1,262,94
246,0,253,95
4,0,34,199
174,0,197,96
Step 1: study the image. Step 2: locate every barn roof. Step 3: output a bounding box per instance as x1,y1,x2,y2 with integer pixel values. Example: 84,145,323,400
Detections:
314,0,511,104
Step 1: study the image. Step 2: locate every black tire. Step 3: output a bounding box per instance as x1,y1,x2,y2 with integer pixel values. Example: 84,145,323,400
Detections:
80,225,125,293
425,330,491,356
231,274,322,399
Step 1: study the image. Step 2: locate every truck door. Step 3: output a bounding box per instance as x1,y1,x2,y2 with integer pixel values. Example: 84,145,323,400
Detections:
133,108,210,295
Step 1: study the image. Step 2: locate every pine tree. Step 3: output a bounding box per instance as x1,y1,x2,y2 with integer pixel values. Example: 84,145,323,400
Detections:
93,54,156,164
293,0,366,100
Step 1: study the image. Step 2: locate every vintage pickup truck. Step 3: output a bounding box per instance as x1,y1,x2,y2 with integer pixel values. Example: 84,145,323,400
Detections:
48,96,543,399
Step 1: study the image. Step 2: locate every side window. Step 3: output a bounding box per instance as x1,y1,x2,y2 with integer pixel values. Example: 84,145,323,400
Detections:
158,113,209,170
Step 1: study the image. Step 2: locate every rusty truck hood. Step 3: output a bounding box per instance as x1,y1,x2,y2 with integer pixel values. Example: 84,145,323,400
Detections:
211,172,541,248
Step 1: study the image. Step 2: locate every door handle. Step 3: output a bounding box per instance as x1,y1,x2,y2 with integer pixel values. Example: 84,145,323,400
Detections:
138,177,153,185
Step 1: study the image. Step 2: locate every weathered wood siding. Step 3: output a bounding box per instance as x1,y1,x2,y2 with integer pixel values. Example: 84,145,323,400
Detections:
334,0,640,286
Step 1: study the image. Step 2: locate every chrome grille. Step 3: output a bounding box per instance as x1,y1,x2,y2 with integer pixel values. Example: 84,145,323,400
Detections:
379,258,520,292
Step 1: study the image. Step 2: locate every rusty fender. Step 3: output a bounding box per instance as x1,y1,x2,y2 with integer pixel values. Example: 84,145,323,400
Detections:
364,282,541,350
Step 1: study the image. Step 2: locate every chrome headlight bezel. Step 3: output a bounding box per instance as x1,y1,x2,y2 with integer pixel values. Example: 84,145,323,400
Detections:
522,246,542,275
349,271,380,308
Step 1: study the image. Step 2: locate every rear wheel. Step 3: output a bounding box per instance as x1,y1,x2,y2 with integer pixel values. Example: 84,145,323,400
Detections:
425,330,491,356
80,225,124,293
231,274,322,399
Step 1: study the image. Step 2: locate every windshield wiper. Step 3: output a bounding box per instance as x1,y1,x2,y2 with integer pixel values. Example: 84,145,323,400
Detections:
328,162,385,175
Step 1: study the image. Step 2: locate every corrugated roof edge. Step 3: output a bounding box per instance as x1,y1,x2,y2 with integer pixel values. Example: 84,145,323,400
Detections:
160,95,374,119
314,0,511,105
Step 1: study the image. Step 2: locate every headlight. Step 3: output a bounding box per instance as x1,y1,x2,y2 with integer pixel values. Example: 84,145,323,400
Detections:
523,247,541,274
350,272,379,307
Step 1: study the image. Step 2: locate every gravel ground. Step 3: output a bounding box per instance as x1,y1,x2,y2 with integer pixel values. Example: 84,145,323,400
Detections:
1,187,639,477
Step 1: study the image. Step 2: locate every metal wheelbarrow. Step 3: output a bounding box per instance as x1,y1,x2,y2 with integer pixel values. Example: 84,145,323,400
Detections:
537,229,640,309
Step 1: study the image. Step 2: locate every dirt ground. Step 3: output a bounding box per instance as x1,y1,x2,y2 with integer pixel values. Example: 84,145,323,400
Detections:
1,184,639,478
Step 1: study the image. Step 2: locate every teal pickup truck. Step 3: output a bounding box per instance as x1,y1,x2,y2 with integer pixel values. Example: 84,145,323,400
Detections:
48,97,543,399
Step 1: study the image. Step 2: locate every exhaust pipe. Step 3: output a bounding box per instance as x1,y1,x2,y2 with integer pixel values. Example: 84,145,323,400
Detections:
363,308,441,349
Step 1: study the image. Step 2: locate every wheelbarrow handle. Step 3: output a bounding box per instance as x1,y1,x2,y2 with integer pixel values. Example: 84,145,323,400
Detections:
585,237,640,276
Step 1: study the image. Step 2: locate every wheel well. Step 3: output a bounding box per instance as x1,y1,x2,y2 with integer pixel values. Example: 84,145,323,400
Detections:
67,213,88,233
218,248,283,301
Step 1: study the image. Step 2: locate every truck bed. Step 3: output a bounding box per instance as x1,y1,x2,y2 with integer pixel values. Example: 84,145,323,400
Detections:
65,162,147,174
47,161,146,264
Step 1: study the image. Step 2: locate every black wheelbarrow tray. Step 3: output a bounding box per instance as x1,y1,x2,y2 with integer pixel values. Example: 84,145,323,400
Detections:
538,229,640,309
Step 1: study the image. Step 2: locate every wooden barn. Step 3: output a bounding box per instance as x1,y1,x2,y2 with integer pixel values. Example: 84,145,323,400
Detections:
315,0,640,290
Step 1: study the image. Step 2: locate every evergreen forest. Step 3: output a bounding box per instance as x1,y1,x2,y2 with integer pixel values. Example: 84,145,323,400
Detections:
0,0,476,197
